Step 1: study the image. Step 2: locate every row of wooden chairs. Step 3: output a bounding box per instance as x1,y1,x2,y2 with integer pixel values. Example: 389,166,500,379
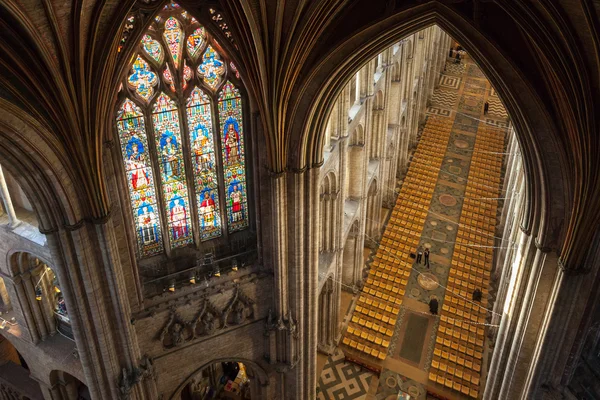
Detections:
429,120,506,398
341,115,455,363
429,370,480,398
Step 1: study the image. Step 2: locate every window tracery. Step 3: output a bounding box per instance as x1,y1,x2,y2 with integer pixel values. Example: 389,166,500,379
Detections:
116,4,249,257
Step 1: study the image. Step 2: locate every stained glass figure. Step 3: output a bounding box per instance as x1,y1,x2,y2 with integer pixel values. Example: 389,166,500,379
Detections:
187,27,206,60
163,17,183,68
163,64,175,92
198,45,225,90
141,34,163,63
119,5,251,255
128,56,158,102
116,99,163,256
218,81,248,232
183,61,193,90
186,87,222,240
152,93,193,247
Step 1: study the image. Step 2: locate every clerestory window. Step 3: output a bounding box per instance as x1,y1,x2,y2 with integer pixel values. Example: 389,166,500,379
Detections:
115,4,248,257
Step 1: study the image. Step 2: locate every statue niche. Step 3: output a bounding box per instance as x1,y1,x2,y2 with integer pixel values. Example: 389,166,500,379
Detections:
221,287,255,329
158,299,223,348
158,311,194,348
191,298,222,338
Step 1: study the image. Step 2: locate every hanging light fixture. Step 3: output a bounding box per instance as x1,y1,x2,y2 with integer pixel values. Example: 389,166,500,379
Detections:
168,282,176,292
231,259,238,272
213,266,221,277
189,274,196,285
0,320,6,330
35,287,42,301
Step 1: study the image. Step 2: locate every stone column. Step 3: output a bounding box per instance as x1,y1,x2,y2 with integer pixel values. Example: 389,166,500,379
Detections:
23,272,49,340
484,229,536,399
11,275,40,343
0,165,19,228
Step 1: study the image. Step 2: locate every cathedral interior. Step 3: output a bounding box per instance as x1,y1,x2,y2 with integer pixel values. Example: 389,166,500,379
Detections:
0,1,599,399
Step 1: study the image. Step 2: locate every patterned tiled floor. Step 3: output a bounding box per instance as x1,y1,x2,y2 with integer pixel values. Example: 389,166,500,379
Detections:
317,54,508,400
317,349,374,400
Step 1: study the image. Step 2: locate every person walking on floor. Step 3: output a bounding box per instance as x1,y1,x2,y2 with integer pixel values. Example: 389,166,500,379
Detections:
424,247,430,268
484,101,489,115
472,288,483,302
455,52,461,64
416,245,423,264
429,297,439,315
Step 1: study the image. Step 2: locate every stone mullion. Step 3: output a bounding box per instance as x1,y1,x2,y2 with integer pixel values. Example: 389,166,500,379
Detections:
484,230,536,400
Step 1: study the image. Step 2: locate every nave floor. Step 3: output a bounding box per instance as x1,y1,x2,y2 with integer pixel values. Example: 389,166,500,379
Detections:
317,55,509,400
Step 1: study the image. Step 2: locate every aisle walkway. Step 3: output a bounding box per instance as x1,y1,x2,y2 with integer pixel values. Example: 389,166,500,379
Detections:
317,55,509,400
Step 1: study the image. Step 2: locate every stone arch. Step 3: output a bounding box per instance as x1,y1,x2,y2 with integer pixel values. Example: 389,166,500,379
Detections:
365,179,382,247
391,60,402,82
6,251,67,342
342,219,362,287
349,124,365,147
290,11,567,256
0,100,84,231
317,274,336,353
169,358,269,400
319,171,339,253
373,90,385,111
49,370,89,400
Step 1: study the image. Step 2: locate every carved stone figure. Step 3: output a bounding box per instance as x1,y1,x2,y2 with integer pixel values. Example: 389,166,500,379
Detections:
203,312,216,335
233,302,246,325
159,312,188,347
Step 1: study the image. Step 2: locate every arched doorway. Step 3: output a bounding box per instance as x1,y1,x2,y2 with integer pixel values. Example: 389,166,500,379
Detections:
172,359,268,400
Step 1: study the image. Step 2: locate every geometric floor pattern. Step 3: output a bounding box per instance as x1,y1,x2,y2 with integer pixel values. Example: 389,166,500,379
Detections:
439,74,461,90
444,61,466,76
487,95,508,118
431,89,458,109
317,348,374,400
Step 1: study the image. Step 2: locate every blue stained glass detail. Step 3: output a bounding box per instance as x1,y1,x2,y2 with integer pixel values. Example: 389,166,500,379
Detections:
218,81,248,232
116,99,164,256
152,93,193,248
187,87,222,240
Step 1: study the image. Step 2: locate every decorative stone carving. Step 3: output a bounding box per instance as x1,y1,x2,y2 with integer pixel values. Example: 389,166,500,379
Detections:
118,366,142,400
158,312,191,348
158,298,223,348
221,287,255,329
139,355,156,380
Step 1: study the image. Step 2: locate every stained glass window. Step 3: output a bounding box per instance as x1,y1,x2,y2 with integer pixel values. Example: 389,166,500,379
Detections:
163,17,183,68
163,64,175,92
187,27,206,60
128,56,158,102
117,6,249,257
218,81,248,232
187,87,222,240
152,93,193,247
198,46,225,90
141,34,163,63
116,99,163,256
183,61,193,90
